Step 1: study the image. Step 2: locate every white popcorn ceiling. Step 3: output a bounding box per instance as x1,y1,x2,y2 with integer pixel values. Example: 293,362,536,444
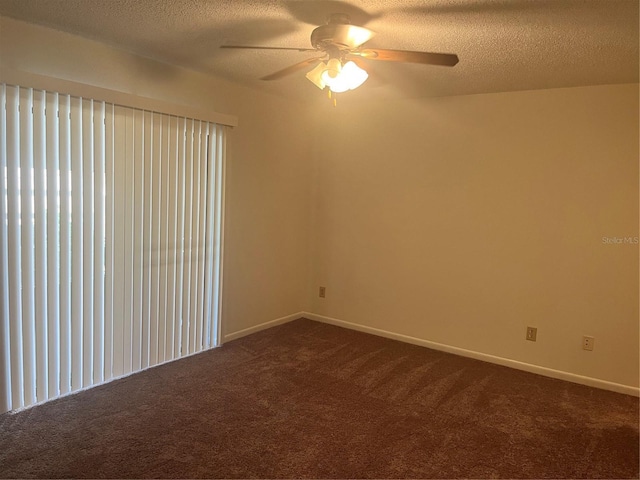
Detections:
0,0,638,100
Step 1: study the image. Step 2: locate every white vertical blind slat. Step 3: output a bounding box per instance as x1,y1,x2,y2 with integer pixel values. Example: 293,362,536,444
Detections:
58,95,72,395
141,110,153,369
131,109,144,372
199,123,209,348
182,119,194,356
70,96,84,392
122,108,134,375
111,105,127,378
166,116,178,361
160,114,172,362
19,87,37,406
45,92,61,399
175,118,187,357
171,118,185,358
93,101,106,385
81,98,94,388
214,126,226,347
104,103,115,381
6,86,24,409
149,113,162,366
33,90,48,401
0,84,13,412
202,124,216,350
193,122,207,352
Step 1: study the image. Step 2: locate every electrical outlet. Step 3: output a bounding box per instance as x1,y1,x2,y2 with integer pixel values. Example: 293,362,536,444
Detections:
526,326,537,342
583,335,594,351
319,286,326,298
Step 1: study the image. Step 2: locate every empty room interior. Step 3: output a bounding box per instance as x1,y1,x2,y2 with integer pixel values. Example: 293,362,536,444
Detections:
0,0,638,478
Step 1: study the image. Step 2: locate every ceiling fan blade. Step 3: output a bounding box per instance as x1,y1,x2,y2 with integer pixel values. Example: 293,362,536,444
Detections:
354,48,459,67
221,45,316,52
261,57,326,81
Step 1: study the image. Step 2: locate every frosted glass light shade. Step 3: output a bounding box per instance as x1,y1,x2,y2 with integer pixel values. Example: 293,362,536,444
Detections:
306,59,369,93
305,61,328,89
340,61,368,90
321,58,342,84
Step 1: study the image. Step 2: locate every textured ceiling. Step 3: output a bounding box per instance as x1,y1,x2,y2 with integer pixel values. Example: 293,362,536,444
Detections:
0,0,638,100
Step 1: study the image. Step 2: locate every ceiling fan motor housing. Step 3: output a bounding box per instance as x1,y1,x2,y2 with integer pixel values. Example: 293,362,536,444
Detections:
310,14,374,51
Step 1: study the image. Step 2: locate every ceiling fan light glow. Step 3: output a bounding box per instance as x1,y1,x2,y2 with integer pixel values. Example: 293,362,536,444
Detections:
327,75,351,93
341,61,368,90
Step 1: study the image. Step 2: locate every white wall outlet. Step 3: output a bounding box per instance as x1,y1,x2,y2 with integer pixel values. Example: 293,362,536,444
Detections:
526,326,537,342
319,286,326,298
583,335,595,351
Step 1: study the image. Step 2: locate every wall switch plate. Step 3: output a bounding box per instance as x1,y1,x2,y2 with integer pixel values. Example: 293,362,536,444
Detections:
319,286,326,298
583,335,594,351
526,326,537,342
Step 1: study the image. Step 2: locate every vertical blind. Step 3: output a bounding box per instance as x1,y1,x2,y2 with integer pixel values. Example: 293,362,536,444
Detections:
0,84,226,414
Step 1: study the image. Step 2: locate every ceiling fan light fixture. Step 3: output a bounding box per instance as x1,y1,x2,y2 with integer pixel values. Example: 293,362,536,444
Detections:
306,58,368,93
323,60,368,93
223,12,460,92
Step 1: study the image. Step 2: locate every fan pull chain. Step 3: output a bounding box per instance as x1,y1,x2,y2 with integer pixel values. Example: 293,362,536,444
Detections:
327,89,337,107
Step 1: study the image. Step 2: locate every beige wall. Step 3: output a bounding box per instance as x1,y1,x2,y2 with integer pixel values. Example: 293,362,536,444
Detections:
310,84,639,388
0,16,313,336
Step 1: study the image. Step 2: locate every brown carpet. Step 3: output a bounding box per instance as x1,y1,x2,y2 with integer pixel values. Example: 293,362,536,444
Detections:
0,318,638,479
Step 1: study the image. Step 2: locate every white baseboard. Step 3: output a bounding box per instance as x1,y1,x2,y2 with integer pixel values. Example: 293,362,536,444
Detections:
223,312,303,342
302,312,640,397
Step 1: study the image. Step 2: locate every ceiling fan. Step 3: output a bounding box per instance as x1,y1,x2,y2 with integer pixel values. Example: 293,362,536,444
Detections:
221,13,459,96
